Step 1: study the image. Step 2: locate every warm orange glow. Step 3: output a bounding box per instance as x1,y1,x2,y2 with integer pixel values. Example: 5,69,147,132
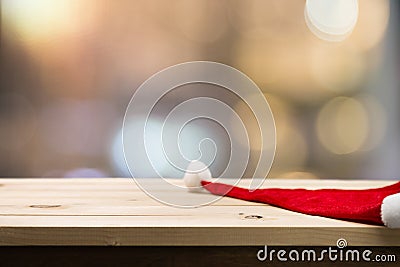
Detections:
310,44,366,93
316,97,369,155
349,0,390,51
2,0,98,45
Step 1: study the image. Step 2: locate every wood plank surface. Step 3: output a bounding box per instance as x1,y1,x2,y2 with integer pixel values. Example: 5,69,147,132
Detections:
0,178,399,246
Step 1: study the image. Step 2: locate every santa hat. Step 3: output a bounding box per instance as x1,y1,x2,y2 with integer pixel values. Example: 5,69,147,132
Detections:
184,161,400,228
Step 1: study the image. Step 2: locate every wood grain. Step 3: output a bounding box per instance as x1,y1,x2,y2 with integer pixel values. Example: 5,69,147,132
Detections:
0,178,399,246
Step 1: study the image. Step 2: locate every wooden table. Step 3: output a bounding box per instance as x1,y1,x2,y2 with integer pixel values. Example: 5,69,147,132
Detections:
1,178,399,247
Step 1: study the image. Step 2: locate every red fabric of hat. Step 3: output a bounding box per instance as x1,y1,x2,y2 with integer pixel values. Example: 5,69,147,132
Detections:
200,180,400,227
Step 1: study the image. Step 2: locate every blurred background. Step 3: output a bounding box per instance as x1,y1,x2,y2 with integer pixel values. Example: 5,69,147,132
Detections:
0,0,399,179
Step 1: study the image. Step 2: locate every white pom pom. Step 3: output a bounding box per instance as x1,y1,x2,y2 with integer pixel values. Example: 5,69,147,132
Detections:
183,160,212,193
381,192,400,228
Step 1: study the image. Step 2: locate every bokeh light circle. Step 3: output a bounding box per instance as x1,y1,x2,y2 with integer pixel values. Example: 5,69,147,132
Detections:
305,0,358,42
316,97,368,155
